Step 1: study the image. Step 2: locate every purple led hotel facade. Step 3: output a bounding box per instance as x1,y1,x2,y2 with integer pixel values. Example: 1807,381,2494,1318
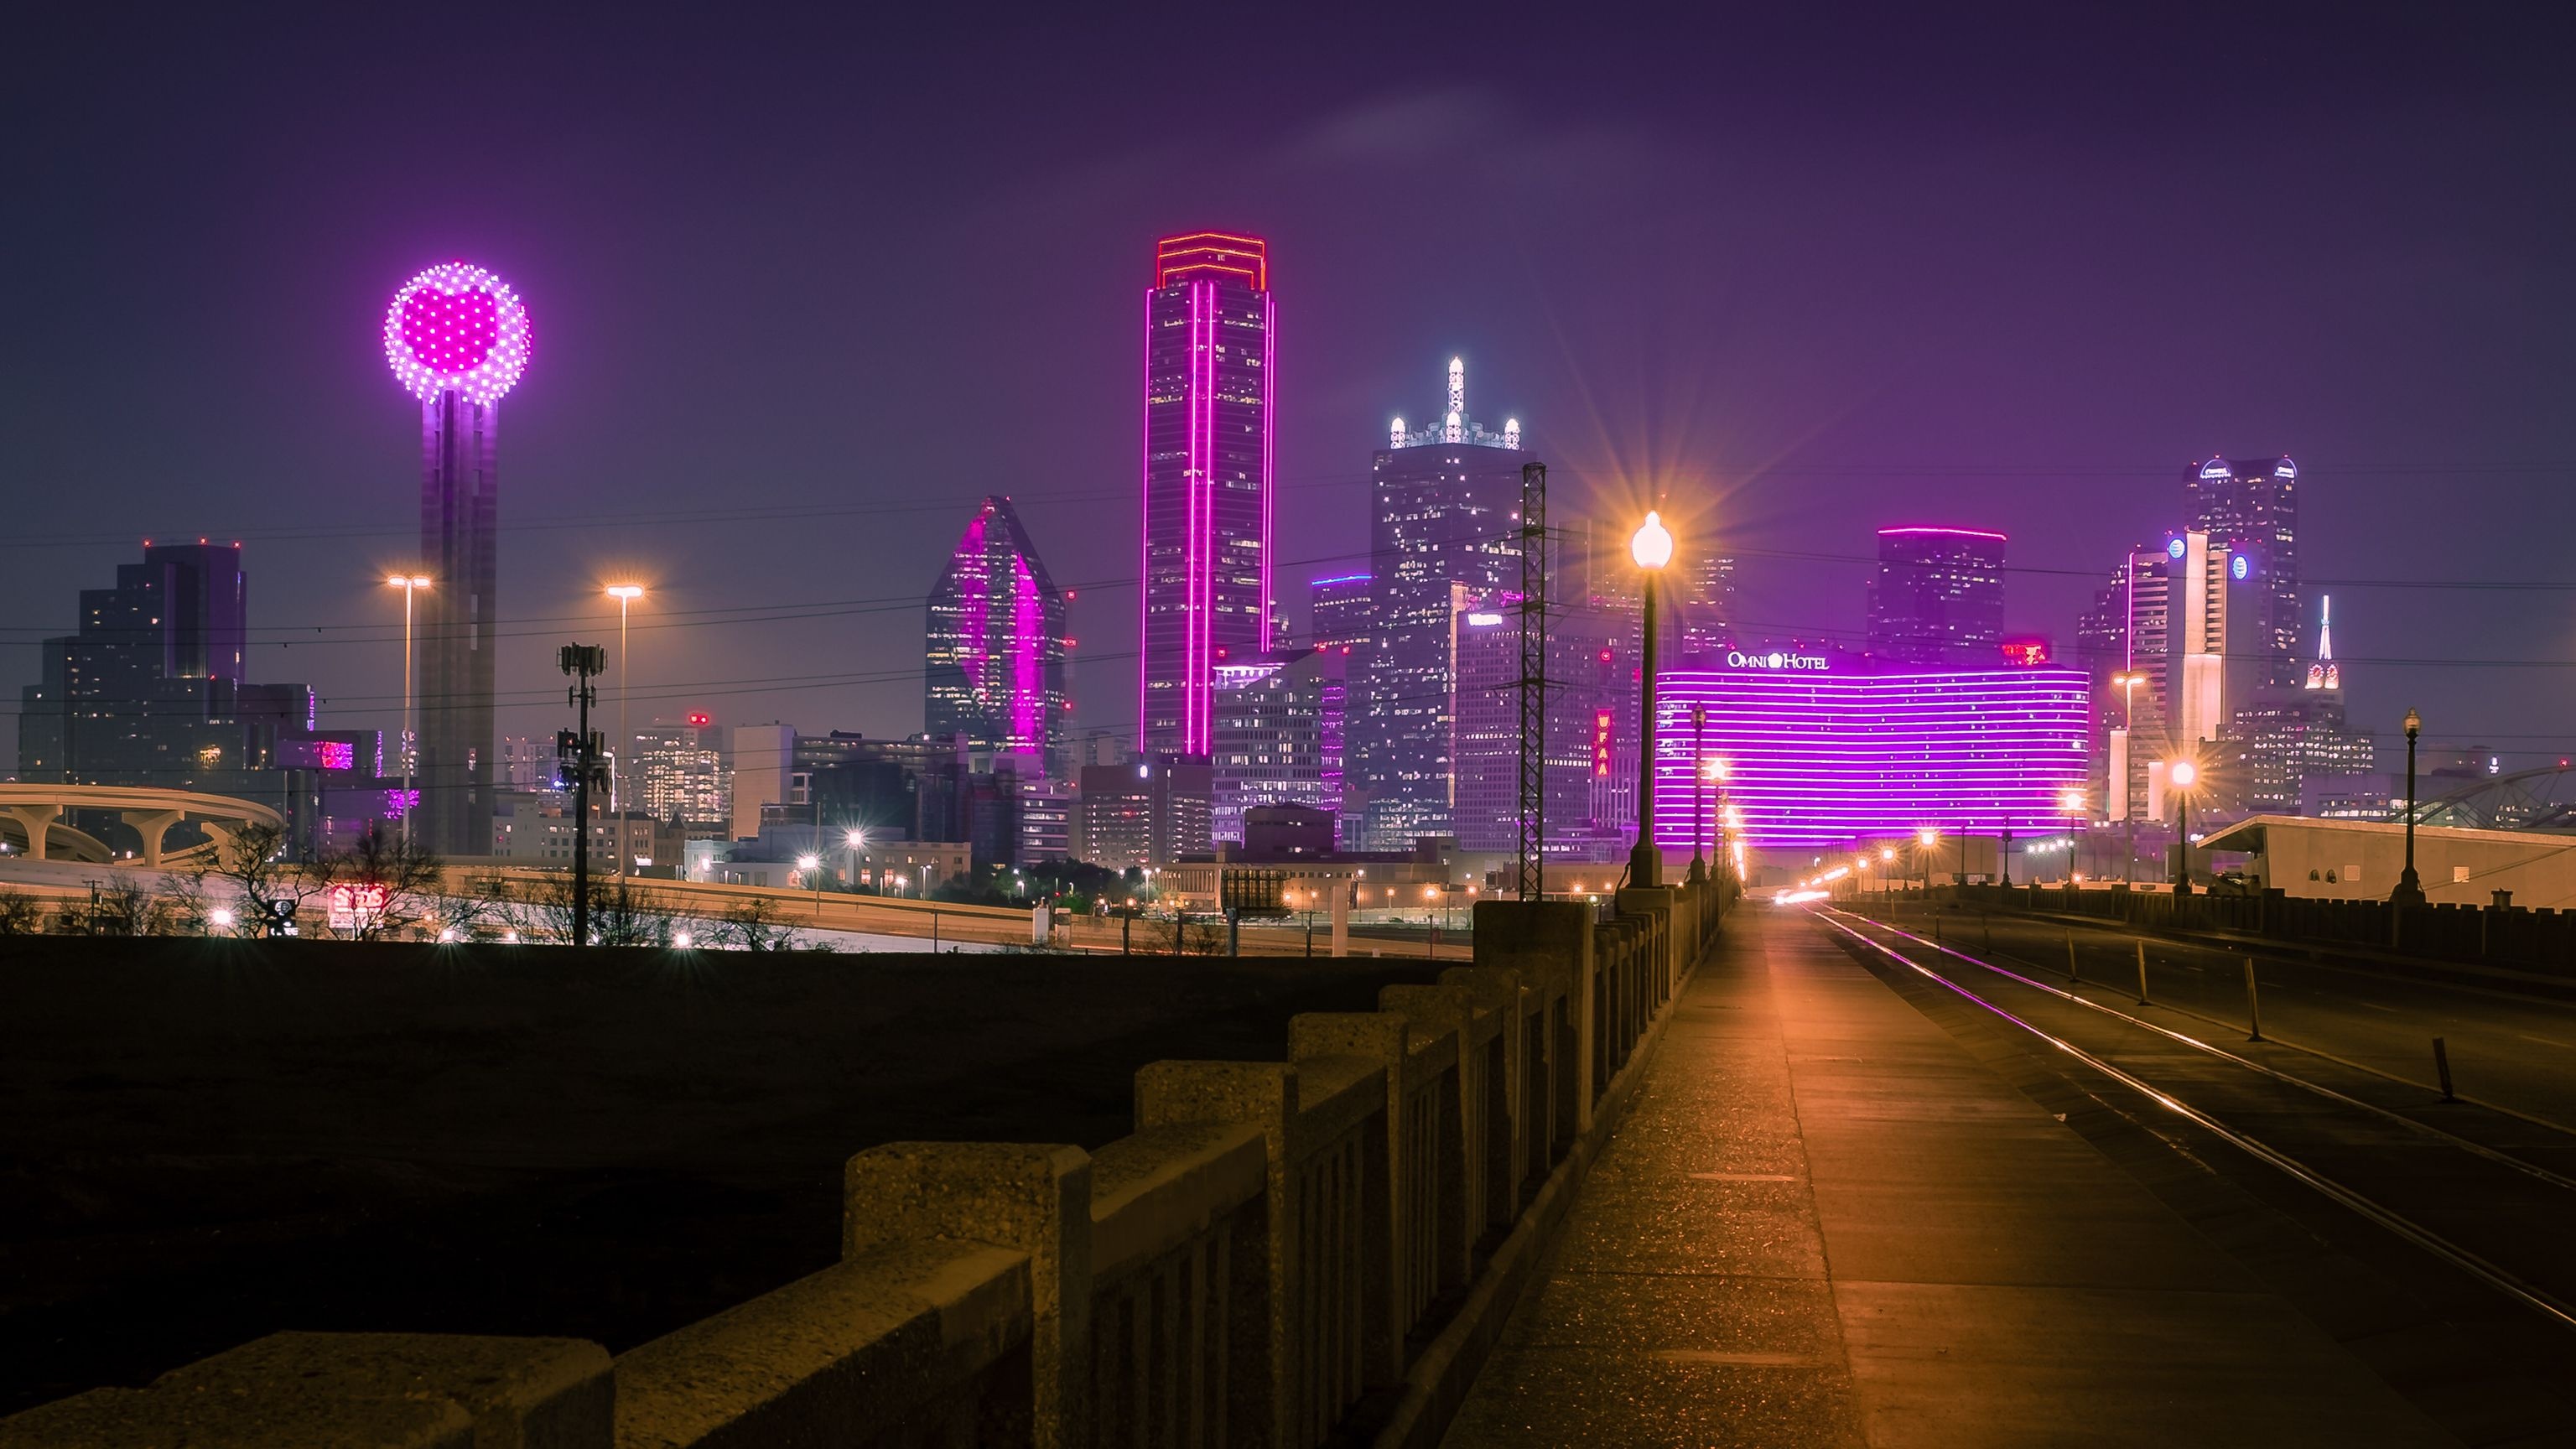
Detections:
1139,233,1275,758
926,495,1070,777
1651,657,2089,850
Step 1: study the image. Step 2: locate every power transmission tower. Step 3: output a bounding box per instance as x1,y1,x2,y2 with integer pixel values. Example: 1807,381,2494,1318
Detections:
1517,460,1548,900
558,644,609,946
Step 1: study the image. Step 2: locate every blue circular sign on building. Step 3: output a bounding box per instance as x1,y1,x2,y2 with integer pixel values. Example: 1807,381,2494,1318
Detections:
2231,554,2250,580
2167,538,2187,559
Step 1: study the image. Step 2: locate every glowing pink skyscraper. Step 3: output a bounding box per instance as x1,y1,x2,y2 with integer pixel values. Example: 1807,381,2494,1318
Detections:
1140,232,1275,758
383,262,531,856
926,496,1070,776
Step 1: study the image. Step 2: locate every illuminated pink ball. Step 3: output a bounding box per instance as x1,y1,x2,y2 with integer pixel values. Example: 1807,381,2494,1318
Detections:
383,262,530,405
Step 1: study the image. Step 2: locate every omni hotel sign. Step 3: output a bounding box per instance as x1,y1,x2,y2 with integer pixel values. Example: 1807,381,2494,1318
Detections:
1725,649,1830,672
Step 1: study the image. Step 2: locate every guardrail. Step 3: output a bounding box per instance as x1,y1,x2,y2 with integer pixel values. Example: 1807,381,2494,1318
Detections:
1916,881,2576,978
0,880,1730,1448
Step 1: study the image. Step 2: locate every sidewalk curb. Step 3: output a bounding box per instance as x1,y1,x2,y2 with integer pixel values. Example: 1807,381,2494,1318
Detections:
1366,922,1720,1449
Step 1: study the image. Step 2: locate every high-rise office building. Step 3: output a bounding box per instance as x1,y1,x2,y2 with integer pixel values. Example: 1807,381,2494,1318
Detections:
1867,527,2006,665
18,543,314,797
1139,232,1275,759
1076,757,1213,870
1210,650,1333,843
2185,455,2302,689
1449,593,1640,860
1308,572,1373,651
1350,358,1527,849
2224,596,2371,816
2075,548,2171,822
384,262,532,856
631,713,731,825
1675,545,1739,659
926,496,1070,777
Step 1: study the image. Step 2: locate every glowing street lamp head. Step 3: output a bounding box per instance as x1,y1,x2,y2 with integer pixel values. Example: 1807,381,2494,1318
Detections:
384,262,532,405
1916,828,1940,847
1631,511,1675,569
384,574,431,589
605,584,644,602
2059,789,2085,813
2168,761,2199,790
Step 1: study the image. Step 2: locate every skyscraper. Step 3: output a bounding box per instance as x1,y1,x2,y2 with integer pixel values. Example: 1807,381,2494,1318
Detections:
1867,527,2006,665
1209,650,1332,842
631,714,732,826
1350,357,1527,849
1307,572,1373,652
2075,548,2170,822
926,495,1071,777
18,543,314,797
2225,596,2371,815
1675,545,1739,659
384,262,532,857
1139,232,1275,758
2185,455,2302,689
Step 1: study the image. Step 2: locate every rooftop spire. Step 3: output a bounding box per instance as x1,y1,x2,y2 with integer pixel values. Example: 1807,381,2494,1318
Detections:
2304,595,2339,689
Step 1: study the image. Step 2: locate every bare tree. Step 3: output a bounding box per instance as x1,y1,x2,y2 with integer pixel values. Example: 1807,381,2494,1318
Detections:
154,872,214,935
0,890,48,937
714,895,802,952
319,826,446,941
65,875,156,937
203,822,328,936
589,878,675,948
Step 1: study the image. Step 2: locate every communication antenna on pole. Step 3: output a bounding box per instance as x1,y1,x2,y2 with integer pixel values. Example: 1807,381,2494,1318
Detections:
1517,460,1548,900
558,643,609,945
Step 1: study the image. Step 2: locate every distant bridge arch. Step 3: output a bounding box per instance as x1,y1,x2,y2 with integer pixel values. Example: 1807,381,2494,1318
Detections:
2404,765,2576,834
0,785,286,867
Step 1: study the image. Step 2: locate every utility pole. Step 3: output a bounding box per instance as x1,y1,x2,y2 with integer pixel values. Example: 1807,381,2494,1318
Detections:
1516,460,1548,901
558,644,608,947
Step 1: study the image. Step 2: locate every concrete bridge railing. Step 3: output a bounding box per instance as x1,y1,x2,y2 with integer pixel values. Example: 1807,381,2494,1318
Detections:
0,879,1731,1449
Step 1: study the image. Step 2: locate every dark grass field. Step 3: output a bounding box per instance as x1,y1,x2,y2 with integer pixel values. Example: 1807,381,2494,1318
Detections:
0,936,1436,1413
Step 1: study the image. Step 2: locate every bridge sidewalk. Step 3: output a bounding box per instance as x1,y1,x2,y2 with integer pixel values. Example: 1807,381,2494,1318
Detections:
1439,907,2455,1447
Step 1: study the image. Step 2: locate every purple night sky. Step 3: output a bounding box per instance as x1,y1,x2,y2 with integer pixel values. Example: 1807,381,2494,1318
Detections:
5,6,2573,771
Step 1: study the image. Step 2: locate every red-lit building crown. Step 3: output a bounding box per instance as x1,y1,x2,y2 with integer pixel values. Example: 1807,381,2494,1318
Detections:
1155,232,1268,290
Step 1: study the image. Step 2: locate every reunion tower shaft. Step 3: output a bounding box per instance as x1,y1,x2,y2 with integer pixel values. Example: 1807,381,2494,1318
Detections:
417,391,498,855
384,262,529,858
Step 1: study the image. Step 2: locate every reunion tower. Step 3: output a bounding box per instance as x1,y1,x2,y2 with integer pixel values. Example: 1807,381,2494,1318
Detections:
383,262,531,857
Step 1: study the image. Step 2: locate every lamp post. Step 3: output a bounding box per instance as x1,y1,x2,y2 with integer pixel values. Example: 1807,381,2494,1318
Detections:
797,854,823,913
2168,760,2198,893
2111,671,2142,883
1916,827,1939,896
1688,704,1707,884
383,574,432,848
1628,511,1675,890
2059,788,2085,885
604,584,645,876
2392,708,2427,906
844,828,867,895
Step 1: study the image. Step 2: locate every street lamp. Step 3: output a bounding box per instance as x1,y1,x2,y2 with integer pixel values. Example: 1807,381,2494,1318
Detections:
383,574,432,847
604,584,645,875
2168,760,2199,892
1915,827,1940,895
797,853,823,911
844,828,867,894
1628,510,1675,890
2059,788,2085,884
1688,704,1708,884
2392,708,2426,906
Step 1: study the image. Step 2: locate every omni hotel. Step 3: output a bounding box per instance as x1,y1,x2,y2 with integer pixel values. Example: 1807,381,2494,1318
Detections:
1648,648,2090,854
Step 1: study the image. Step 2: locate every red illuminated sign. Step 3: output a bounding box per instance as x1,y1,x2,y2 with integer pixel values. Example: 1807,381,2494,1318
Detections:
326,882,389,932
1593,709,1614,777
687,712,711,728
1998,640,2049,667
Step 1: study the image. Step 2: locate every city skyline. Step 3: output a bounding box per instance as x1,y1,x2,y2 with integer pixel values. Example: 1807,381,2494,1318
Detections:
4,10,2572,786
